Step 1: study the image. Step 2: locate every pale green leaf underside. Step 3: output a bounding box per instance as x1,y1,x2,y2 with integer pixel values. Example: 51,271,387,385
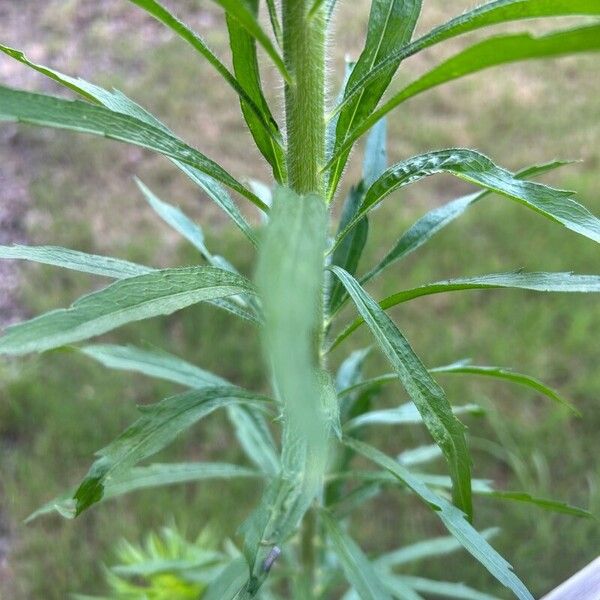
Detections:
336,1,600,119
73,386,270,514
0,266,255,355
346,438,533,600
0,244,152,279
321,510,393,600
330,271,600,350
331,266,473,519
334,149,600,250
0,86,267,212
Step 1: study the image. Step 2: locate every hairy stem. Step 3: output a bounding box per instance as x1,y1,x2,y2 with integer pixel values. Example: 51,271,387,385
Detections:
282,0,327,195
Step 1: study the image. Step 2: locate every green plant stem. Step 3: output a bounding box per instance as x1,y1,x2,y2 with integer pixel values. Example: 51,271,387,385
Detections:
282,0,327,195
300,507,317,593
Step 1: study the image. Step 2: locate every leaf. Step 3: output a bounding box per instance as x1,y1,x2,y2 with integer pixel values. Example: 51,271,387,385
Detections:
398,444,443,467
0,266,255,356
125,0,281,144
241,188,329,585
431,361,579,415
0,43,259,243
361,160,573,286
482,491,594,519
333,149,600,250
375,529,499,570
203,558,249,600
363,117,388,189
334,1,600,123
346,438,533,600
0,245,153,279
73,386,270,514
346,402,483,431
264,0,283,46
211,0,290,83
79,344,280,475
0,86,267,212
327,0,421,199
384,575,500,600
320,510,393,600
225,0,286,181
331,271,600,350
331,24,600,158
330,266,473,519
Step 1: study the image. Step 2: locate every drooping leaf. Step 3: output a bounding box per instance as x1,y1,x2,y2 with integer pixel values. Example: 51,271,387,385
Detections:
241,188,330,586
73,386,270,514
0,245,153,279
345,402,483,431
27,462,261,522
330,266,473,519
211,0,291,82
361,160,573,286
225,0,286,181
79,344,280,475
333,149,600,250
0,267,255,356
397,444,443,467
327,0,421,199
346,438,533,600
332,24,600,158
331,271,600,350
335,1,600,123
321,510,393,600
375,529,499,570
431,360,578,415
0,86,267,212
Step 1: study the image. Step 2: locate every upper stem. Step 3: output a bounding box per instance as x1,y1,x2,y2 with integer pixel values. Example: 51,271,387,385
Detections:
282,0,327,196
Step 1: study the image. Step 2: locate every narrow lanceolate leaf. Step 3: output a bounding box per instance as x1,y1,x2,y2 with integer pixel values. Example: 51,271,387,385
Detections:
0,45,258,243
330,266,473,519
203,558,249,600
335,1,600,121
226,0,286,181
333,24,600,157
327,0,421,199
0,267,255,356
265,0,282,46
361,160,573,286
125,0,281,144
334,149,600,251
346,438,533,600
79,344,280,475
211,0,290,83
321,510,393,600
431,360,578,415
385,576,500,600
27,462,260,521
363,117,388,189
242,189,329,583
73,386,270,514
0,245,153,279
0,86,267,212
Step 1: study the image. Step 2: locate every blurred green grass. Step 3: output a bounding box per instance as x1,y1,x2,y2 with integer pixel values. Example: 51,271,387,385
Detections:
0,1,599,598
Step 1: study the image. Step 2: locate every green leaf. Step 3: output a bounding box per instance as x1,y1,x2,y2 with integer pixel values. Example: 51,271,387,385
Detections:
211,0,291,83
0,44,258,244
334,1,600,124
375,530,499,570
204,558,249,600
327,0,421,199
363,117,388,189
0,244,153,279
0,86,267,212
345,438,533,600
330,266,473,519
79,344,280,475
331,271,600,350
225,0,286,181
431,360,579,415
73,386,270,514
346,402,483,431
241,188,329,585
482,491,594,519
265,0,283,46
331,24,600,158
0,266,255,355
333,149,600,250
361,160,573,286
384,575,500,600
321,510,393,600
398,444,443,467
